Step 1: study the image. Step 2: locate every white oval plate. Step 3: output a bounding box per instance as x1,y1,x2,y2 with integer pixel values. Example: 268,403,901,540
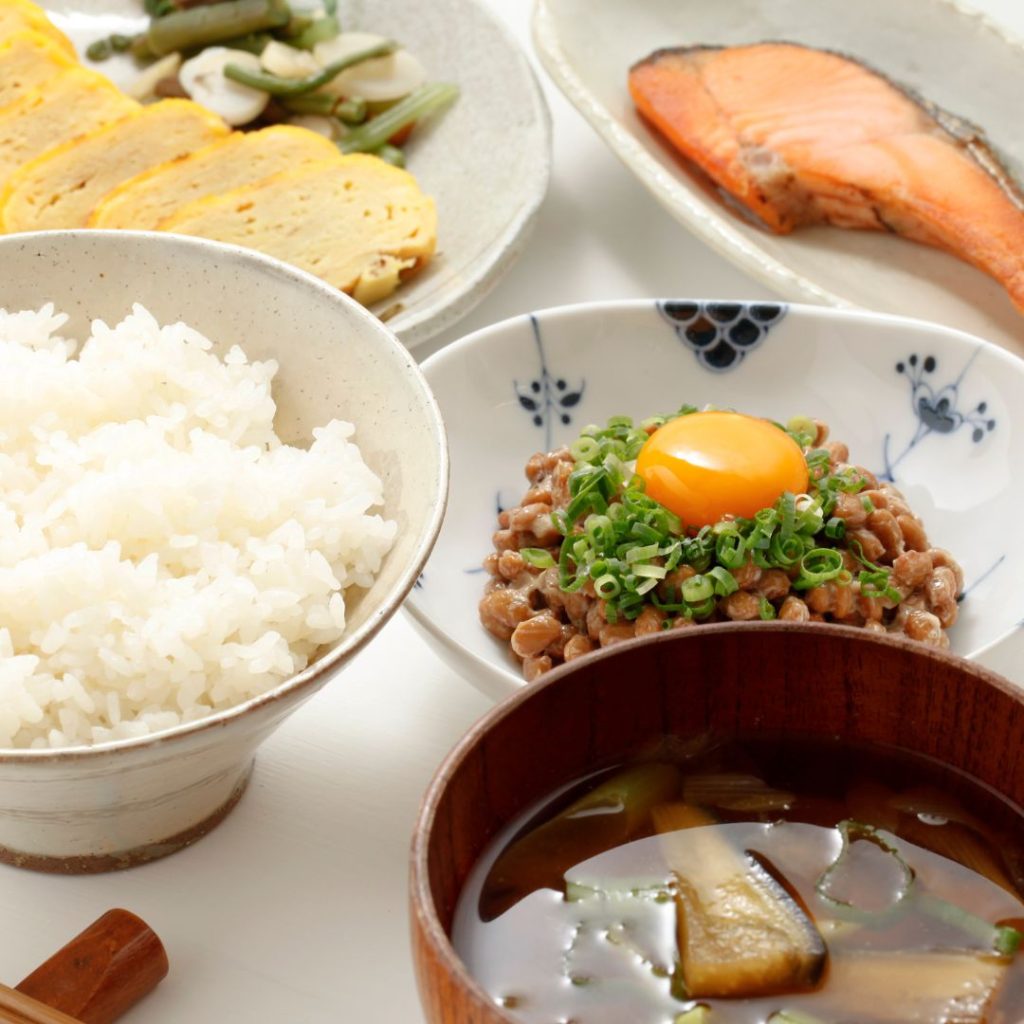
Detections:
41,0,551,347
532,0,1024,356
407,299,1024,699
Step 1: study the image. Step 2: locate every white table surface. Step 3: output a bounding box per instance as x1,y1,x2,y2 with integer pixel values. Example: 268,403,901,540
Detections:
3,1,1024,1020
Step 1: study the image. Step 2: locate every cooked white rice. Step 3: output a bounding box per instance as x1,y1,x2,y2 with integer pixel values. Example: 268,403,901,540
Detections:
0,304,396,749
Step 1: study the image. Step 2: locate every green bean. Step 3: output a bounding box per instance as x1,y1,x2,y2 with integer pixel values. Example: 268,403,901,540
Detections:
338,81,459,154
282,94,366,123
211,30,274,54
145,0,291,56
130,34,155,59
280,13,312,37
336,96,367,124
224,39,395,96
144,0,176,17
288,14,338,49
86,38,114,60
371,143,405,167
86,32,134,60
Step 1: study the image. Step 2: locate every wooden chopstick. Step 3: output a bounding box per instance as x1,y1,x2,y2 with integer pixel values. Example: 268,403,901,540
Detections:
0,983,84,1024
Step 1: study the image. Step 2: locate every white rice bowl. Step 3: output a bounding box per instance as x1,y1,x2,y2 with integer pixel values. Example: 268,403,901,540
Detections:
0,303,396,750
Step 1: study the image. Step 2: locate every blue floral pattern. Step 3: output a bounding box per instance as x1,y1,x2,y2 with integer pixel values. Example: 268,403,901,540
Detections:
513,315,585,450
880,349,995,481
659,300,787,371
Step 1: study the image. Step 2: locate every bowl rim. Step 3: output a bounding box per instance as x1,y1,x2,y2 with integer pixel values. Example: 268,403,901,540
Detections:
406,296,1024,693
408,620,1023,1021
0,229,450,762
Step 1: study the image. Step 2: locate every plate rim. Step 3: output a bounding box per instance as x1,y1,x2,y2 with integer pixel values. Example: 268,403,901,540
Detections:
392,0,554,347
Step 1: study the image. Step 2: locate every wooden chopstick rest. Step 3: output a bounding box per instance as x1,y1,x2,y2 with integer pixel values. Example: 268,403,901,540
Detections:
2,910,168,1024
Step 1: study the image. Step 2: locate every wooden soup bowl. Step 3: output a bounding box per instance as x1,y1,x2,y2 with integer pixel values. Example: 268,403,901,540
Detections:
409,622,1024,1023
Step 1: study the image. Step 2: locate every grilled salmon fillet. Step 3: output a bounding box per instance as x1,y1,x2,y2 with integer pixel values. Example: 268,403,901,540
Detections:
629,43,1024,312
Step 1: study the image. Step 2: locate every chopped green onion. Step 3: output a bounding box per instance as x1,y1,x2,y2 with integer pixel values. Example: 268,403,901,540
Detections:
817,820,915,920
770,1011,829,1024
759,596,776,620
520,548,555,569
786,414,818,448
626,543,660,564
707,565,738,597
996,925,1023,957
769,532,804,567
778,491,796,539
824,516,846,540
715,528,746,570
681,575,713,604
571,436,600,462
805,449,831,479
794,547,844,589
594,574,621,599
634,564,667,580
917,892,1023,957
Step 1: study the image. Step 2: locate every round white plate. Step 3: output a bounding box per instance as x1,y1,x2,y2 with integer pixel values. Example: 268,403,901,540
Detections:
407,299,1024,699
42,0,552,347
533,0,1024,357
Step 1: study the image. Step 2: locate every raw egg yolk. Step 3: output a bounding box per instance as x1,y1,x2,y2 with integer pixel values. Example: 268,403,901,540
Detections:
636,411,809,527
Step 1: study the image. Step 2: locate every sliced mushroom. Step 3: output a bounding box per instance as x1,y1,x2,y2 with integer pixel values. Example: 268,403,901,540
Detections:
313,33,426,102
260,40,319,78
179,46,269,126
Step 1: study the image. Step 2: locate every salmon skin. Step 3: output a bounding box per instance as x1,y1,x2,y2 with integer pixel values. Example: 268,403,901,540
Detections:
628,42,1024,312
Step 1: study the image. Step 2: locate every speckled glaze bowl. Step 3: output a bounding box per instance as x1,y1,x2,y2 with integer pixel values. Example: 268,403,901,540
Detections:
0,231,447,871
405,299,1024,698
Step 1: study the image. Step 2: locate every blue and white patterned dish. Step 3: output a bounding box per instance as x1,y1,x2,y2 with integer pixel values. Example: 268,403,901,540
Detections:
406,299,1024,699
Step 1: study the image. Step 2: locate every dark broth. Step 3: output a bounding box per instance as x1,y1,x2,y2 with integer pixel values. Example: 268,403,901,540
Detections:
452,737,1024,1024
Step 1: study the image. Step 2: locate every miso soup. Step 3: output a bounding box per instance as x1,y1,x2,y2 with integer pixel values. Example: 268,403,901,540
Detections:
452,738,1024,1023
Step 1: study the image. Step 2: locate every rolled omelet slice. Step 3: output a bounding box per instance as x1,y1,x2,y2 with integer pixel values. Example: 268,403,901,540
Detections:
0,98,230,232
160,155,437,305
0,29,77,111
89,124,339,230
0,66,138,193
0,0,75,57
